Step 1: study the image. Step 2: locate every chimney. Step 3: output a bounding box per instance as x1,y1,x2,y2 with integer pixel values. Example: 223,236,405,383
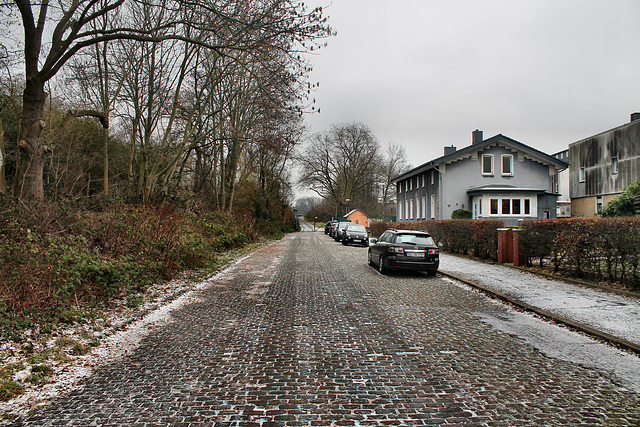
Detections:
631,113,640,122
444,145,457,156
472,129,483,145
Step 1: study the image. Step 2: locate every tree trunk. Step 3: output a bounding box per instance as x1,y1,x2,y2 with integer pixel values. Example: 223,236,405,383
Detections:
0,114,6,194
103,126,109,195
15,79,47,200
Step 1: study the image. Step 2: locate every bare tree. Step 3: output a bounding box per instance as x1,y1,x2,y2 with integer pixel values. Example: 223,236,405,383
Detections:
7,0,331,200
297,123,381,214
379,141,409,217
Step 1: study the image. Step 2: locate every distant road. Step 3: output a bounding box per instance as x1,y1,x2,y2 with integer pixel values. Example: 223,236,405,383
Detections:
298,217,321,232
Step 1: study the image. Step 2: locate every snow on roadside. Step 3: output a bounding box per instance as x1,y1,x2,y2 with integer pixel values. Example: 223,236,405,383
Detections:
0,249,255,423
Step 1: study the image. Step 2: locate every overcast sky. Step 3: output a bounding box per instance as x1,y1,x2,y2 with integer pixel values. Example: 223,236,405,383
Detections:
303,0,640,169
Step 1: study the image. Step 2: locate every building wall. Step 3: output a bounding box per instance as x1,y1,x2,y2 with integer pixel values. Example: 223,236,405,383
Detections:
571,194,620,218
570,119,640,209
346,210,369,227
396,169,439,220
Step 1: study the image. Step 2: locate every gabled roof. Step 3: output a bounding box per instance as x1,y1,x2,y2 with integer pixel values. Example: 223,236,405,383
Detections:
391,134,568,183
345,208,368,218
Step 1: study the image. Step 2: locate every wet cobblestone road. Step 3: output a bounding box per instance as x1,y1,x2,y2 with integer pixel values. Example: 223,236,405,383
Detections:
14,230,640,426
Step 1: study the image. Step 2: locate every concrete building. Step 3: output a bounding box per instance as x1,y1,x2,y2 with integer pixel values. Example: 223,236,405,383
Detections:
392,130,568,226
570,113,640,217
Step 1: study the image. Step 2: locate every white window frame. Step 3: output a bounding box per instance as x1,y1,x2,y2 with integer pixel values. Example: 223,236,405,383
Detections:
486,195,536,217
482,154,494,176
431,171,435,185
409,178,413,191
501,154,514,176
422,196,427,219
430,195,436,219
409,198,414,219
612,157,619,174
579,167,585,183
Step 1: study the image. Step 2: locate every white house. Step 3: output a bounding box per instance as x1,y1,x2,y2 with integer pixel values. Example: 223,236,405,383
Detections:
392,130,568,226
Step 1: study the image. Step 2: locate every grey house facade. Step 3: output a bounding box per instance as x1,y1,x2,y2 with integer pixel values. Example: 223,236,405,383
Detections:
392,131,568,226
570,113,640,217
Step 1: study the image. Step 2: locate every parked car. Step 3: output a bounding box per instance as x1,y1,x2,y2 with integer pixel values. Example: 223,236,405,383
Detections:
342,224,369,246
329,222,339,238
368,229,439,276
334,221,353,241
325,221,336,235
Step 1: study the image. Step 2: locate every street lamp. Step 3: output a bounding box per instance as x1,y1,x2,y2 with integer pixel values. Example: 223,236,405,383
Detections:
314,216,317,231
345,198,350,215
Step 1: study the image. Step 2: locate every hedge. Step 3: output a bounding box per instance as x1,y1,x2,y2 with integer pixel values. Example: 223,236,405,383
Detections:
519,217,640,289
370,219,504,260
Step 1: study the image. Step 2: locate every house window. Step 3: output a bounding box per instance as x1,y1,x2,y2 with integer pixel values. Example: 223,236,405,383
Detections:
502,199,510,215
482,155,494,175
490,199,498,214
430,195,436,219
409,199,414,219
398,202,403,220
431,171,434,185
406,200,410,219
398,183,402,194
479,199,482,216
512,199,521,215
502,154,513,176
579,167,585,183
488,197,533,216
612,157,619,174
422,196,427,219
596,196,603,214
409,178,413,191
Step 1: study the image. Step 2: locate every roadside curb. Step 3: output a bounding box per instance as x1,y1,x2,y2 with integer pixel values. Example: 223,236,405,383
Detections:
439,270,640,356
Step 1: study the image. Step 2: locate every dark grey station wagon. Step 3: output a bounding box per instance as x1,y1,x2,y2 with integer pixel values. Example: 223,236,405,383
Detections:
368,229,439,276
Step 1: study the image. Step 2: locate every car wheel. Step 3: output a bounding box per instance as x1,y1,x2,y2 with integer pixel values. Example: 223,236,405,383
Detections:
368,250,374,266
378,255,387,275
342,239,348,245
427,269,437,276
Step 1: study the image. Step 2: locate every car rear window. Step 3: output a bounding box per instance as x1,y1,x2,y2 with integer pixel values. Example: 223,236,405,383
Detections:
395,234,435,245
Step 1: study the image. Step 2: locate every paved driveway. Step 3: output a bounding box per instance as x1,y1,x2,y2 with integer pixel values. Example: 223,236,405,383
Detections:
13,230,640,426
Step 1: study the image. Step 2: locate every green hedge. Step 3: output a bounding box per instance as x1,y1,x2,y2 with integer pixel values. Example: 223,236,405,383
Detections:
370,219,504,260
519,217,640,289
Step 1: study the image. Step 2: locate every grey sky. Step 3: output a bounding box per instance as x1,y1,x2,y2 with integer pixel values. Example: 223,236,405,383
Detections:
304,0,640,167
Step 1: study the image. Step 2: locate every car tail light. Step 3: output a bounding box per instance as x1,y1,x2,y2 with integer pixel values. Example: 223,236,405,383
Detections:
388,247,404,253
428,249,439,255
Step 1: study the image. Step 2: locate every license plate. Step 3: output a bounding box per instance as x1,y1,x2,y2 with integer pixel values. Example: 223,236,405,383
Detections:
353,239,361,243
406,252,424,258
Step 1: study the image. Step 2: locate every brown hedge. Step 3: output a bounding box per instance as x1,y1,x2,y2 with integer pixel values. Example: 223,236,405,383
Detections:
519,217,640,289
370,219,504,260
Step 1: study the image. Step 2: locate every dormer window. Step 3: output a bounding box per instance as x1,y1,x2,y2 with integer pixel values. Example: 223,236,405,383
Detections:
502,154,513,176
482,154,494,175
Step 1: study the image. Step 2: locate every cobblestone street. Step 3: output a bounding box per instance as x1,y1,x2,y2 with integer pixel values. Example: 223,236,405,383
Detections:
14,230,640,426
